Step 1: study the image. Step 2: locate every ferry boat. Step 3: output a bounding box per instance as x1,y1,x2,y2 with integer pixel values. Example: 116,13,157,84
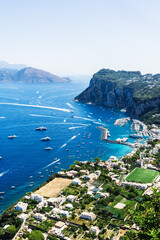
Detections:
0,192,5,194
8,135,17,139
129,134,142,139
44,147,52,150
41,137,51,141
35,126,47,131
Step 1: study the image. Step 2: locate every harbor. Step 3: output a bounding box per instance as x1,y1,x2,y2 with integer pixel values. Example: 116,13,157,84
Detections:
98,125,143,148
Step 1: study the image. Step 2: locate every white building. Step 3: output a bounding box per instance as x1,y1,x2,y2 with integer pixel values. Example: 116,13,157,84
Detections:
67,195,77,202
3,225,10,231
31,193,44,202
80,211,96,221
65,203,73,209
108,156,118,162
151,147,159,155
37,200,48,209
34,213,47,222
95,170,101,176
90,226,100,235
85,173,98,181
18,213,28,221
59,210,70,218
80,170,89,175
15,202,28,212
51,208,60,215
72,178,82,185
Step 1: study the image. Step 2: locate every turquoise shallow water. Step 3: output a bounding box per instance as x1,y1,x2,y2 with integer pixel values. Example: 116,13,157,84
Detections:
0,79,134,213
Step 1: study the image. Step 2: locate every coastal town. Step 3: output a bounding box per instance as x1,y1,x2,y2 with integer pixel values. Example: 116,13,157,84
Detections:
1,121,160,240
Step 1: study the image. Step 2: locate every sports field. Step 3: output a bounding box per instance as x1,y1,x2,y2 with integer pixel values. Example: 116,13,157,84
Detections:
35,178,72,197
126,168,159,183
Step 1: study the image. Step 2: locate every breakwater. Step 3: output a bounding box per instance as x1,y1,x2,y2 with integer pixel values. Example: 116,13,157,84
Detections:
98,126,136,148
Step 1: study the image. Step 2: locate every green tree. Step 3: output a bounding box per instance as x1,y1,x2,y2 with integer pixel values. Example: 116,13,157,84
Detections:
131,189,160,239
28,230,44,240
5,225,17,238
0,227,5,237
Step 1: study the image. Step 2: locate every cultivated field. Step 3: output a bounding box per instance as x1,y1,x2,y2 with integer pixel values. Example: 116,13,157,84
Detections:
35,178,72,197
126,168,159,183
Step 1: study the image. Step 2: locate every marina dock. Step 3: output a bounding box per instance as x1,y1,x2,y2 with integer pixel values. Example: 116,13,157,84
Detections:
98,126,138,148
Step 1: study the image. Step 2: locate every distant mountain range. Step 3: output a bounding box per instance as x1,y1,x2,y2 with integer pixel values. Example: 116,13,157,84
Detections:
0,61,27,70
0,61,70,83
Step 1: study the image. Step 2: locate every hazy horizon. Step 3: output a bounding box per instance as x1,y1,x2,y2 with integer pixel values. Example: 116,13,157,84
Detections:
1,0,160,75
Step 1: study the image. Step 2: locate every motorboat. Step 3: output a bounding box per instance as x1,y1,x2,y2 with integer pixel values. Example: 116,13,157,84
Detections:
44,147,52,150
11,186,15,189
8,135,17,139
41,137,51,141
35,126,47,131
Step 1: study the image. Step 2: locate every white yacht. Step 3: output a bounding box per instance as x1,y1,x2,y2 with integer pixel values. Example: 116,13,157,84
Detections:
8,135,17,139
35,126,47,131
41,137,51,141
44,147,52,150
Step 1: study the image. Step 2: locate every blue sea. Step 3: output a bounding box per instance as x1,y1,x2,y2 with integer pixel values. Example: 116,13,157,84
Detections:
0,77,134,213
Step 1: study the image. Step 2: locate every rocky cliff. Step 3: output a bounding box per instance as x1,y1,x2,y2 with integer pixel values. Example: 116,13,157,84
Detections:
74,69,160,119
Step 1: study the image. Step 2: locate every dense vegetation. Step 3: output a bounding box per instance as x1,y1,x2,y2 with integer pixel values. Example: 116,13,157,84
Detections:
76,68,160,125
92,69,160,103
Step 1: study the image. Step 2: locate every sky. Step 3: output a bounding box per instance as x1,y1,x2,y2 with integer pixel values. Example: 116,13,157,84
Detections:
0,0,160,76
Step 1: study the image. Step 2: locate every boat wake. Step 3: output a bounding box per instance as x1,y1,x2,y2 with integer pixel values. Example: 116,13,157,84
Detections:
0,102,72,113
29,114,56,118
60,143,67,149
73,116,94,122
42,159,60,169
69,126,84,130
68,135,77,141
0,170,9,178
58,133,80,151
66,103,75,109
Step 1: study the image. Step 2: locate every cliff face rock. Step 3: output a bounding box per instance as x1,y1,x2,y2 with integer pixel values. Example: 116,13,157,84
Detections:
75,69,160,118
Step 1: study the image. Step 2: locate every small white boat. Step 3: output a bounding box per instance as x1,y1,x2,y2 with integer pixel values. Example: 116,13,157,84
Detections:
44,147,52,150
41,137,51,141
8,135,17,139
11,186,15,189
35,126,47,131
0,156,2,160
